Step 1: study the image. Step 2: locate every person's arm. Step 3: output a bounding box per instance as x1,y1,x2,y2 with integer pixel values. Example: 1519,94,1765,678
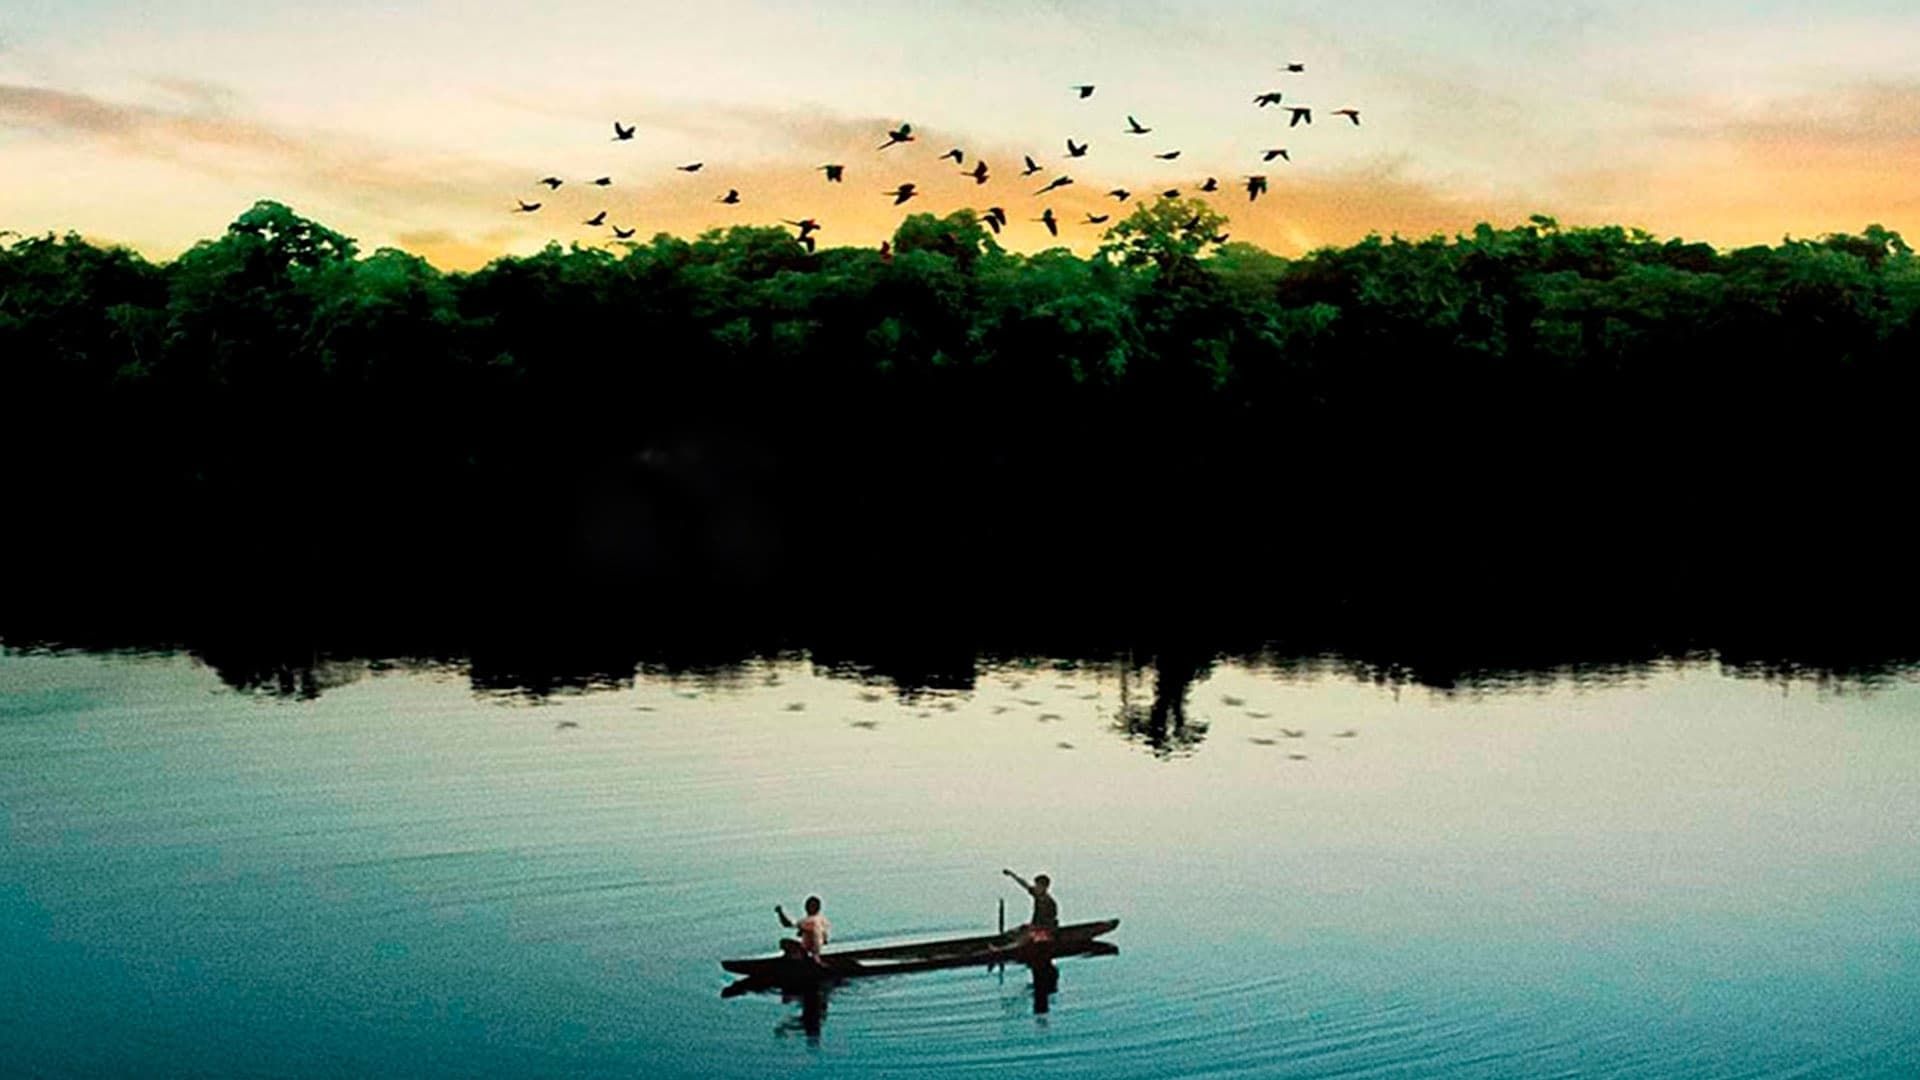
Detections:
776,904,795,928
1002,868,1034,894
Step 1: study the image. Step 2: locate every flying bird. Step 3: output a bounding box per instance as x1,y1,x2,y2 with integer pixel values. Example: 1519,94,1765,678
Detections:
1245,175,1269,201
1066,138,1088,157
941,148,965,164
538,176,562,189
820,163,844,182
879,122,915,150
1282,62,1305,72
1263,148,1290,161
1072,84,1095,98
515,200,541,212
677,162,704,172
1210,232,1230,244
1034,175,1073,195
1200,177,1219,192
1288,107,1312,127
885,182,918,205
592,176,612,186
1161,188,1181,198
1037,208,1059,236
981,206,1008,233
717,189,740,204
613,121,635,140
963,161,989,184
1181,214,1204,232
1084,213,1110,224
1154,150,1182,160
584,210,607,226
783,218,821,240
1107,188,1131,201
1126,115,1151,134
612,225,636,239
1254,92,1284,107
1021,154,1043,176
1332,108,1361,125
980,210,1003,234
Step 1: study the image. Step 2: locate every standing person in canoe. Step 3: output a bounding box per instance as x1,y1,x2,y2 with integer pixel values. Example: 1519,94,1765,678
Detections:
776,896,831,965
1002,869,1059,944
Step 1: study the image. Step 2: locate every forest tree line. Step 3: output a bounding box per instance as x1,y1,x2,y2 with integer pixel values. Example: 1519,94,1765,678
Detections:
4,200,1916,655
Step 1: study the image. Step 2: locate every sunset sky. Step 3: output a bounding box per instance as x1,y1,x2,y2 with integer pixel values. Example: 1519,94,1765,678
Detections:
3,0,1916,268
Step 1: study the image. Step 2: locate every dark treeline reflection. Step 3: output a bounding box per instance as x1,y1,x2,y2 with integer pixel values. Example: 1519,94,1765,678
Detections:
5,202,1919,699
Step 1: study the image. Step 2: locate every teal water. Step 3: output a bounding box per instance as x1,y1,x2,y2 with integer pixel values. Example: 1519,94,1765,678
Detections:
3,649,1917,1077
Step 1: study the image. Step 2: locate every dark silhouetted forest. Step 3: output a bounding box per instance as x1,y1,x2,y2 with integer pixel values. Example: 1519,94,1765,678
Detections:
4,200,1916,684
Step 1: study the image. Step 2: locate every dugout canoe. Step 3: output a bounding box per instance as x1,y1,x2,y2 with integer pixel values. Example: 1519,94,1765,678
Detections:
720,918,1120,982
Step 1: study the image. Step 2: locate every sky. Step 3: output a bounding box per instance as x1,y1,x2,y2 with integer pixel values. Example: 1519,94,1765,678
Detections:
2,0,1917,268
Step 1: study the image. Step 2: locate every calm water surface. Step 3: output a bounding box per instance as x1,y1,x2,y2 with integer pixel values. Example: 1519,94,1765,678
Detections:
3,649,1917,1077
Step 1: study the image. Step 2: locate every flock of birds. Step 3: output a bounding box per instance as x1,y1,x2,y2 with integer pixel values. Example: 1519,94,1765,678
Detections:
510,62,1363,253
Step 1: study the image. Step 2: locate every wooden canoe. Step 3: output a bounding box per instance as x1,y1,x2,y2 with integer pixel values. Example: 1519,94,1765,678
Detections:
720,917,1120,982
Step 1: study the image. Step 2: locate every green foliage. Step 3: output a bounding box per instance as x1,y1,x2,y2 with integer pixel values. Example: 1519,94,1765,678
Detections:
5,203,1916,492
1097,197,1229,270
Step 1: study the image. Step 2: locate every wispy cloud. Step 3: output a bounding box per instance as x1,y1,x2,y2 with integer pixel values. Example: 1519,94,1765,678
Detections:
0,81,531,223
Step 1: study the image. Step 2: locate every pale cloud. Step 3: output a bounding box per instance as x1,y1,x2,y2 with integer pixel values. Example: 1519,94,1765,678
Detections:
1548,81,1920,244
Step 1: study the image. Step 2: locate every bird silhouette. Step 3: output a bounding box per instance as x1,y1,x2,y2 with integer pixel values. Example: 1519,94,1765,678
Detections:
1332,108,1361,125
820,163,844,182
964,161,990,184
783,218,821,240
980,210,1003,234
879,240,892,262
1021,154,1043,176
515,200,541,212
981,206,1008,233
1161,188,1181,198
1254,92,1284,107
885,182,918,205
1084,213,1110,224
1181,214,1204,232
1154,150,1181,160
879,122,915,150
1283,62,1305,72
1034,175,1073,195
613,121,635,140
584,210,607,226
1288,107,1312,127
1126,115,1151,134
612,225,636,238
677,162,703,172
592,176,612,186
1200,177,1219,192
941,148,965,164
1263,148,1290,161
1037,208,1059,236
1072,84,1095,98
1107,188,1131,201
1066,138,1088,157
1245,175,1269,201
717,189,740,204
537,177,563,190
1210,232,1230,244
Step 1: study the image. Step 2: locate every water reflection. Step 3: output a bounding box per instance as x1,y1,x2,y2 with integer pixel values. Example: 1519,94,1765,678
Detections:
8,603,1920,725
1112,650,1211,757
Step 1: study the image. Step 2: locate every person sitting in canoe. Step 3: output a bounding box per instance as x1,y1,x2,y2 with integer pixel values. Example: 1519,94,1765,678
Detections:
776,896,831,965
1002,869,1059,945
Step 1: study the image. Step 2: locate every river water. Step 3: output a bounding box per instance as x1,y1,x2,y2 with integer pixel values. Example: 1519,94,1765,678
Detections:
3,647,1917,1077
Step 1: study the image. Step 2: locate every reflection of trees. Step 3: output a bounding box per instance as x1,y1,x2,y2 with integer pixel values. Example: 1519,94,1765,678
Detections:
1113,650,1212,757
